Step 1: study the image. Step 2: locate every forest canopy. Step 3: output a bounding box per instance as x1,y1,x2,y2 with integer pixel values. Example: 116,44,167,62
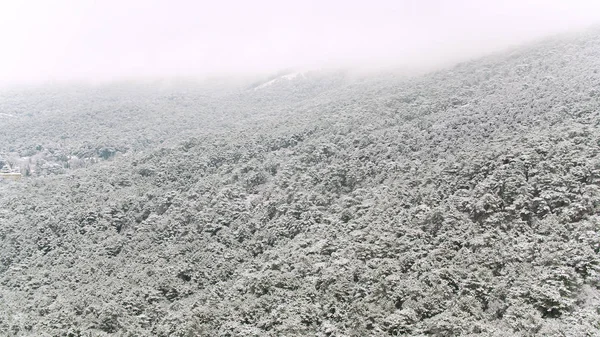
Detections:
1,29,600,336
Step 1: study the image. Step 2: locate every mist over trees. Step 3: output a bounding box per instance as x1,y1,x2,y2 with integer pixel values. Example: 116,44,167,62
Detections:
1,29,600,336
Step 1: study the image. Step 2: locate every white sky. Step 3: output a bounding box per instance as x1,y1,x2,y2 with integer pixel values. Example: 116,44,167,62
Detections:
1,0,600,86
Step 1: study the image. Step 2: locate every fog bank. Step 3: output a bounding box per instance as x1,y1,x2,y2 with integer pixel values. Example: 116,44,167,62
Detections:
1,0,600,86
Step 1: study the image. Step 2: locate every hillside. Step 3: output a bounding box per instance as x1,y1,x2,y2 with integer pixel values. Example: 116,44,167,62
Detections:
1,29,600,336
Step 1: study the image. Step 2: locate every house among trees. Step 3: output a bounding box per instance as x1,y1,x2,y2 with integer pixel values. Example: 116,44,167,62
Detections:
0,165,21,181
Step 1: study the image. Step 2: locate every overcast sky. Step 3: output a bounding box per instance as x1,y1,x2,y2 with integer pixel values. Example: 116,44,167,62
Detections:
1,0,600,86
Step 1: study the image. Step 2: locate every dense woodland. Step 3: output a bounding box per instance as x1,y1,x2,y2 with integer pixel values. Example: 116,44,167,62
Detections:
1,29,600,336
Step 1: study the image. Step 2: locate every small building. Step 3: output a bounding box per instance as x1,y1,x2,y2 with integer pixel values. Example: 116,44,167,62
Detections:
0,165,22,181
0,172,21,181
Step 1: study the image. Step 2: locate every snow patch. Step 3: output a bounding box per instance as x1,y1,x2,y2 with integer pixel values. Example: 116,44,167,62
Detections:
254,79,278,90
281,72,304,80
254,72,306,90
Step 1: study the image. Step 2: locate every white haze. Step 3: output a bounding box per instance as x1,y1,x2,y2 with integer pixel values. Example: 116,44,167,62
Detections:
1,0,600,86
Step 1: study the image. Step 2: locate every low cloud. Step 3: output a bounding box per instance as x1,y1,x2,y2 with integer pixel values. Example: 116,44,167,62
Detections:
1,0,600,86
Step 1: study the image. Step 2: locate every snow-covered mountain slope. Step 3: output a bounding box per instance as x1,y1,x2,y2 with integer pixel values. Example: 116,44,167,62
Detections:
1,28,600,336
